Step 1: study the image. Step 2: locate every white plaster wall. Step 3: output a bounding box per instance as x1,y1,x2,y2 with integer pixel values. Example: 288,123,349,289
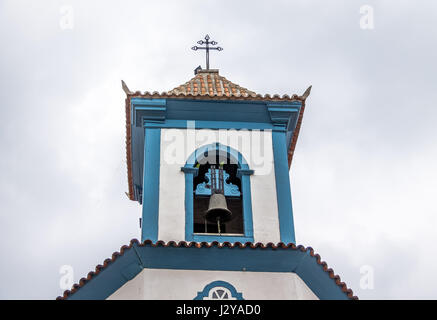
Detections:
108,269,318,300
158,128,186,242
158,128,280,243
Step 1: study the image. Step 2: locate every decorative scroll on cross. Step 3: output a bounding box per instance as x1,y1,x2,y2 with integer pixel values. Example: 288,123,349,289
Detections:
191,34,223,70
195,168,240,197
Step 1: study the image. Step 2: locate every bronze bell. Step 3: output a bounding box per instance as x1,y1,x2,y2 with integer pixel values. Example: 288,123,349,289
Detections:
205,192,232,223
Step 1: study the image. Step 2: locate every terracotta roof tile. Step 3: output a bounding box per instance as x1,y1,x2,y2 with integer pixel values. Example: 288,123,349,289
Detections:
167,69,257,98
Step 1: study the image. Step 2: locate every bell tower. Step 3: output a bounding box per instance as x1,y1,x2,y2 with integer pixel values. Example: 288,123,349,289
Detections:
124,64,310,245
58,37,357,300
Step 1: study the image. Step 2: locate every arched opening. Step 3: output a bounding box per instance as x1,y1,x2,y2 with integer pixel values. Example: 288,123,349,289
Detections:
193,155,244,235
182,143,254,242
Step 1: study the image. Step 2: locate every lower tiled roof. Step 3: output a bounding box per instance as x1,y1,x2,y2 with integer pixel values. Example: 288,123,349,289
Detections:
56,239,357,300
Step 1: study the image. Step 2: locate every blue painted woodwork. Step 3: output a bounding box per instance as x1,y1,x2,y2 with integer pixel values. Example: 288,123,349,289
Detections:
266,102,301,153
237,169,254,239
181,166,198,240
194,280,244,300
131,126,145,203
130,99,166,204
141,127,161,242
266,103,300,126
272,130,296,244
131,98,166,125
182,143,254,243
264,102,300,244
144,119,277,130
65,242,351,300
190,234,254,243
195,168,241,197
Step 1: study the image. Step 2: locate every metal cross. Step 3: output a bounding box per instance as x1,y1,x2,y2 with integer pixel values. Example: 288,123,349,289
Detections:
191,34,223,70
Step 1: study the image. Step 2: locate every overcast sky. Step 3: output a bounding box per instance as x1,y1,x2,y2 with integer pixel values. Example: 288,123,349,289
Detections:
1,0,436,299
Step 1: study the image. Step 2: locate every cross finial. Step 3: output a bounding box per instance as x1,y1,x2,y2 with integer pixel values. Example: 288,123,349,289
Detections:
191,34,223,70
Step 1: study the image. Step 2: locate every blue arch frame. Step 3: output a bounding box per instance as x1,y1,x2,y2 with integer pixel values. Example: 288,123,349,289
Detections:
194,280,244,300
181,143,254,243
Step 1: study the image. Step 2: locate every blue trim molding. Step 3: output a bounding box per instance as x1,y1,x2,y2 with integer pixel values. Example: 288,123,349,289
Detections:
141,127,161,242
132,98,166,126
266,102,299,244
144,119,275,130
237,169,254,239
130,99,167,204
194,281,244,300
182,143,254,243
272,130,296,244
266,102,300,131
181,166,198,240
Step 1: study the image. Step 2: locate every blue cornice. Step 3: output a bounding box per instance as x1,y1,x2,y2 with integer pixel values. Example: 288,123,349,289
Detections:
267,103,300,132
131,98,301,129
132,98,166,125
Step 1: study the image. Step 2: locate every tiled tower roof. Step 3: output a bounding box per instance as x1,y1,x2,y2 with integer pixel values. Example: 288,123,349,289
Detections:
168,69,257,97
122,69,310,102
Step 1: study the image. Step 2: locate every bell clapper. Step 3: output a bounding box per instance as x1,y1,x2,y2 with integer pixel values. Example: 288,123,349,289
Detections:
217,217,221,235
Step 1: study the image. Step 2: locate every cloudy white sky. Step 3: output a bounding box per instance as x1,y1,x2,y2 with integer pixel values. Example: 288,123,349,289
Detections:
1,0,436,299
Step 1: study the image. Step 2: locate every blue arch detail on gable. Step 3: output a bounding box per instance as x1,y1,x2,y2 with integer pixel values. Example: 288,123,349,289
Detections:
194,280,244,300
182,143,254,243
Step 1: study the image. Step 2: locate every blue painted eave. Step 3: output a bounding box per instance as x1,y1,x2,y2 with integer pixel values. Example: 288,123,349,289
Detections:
60,240,356,300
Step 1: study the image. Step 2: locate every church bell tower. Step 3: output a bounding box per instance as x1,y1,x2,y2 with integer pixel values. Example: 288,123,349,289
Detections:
58,36,357,300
